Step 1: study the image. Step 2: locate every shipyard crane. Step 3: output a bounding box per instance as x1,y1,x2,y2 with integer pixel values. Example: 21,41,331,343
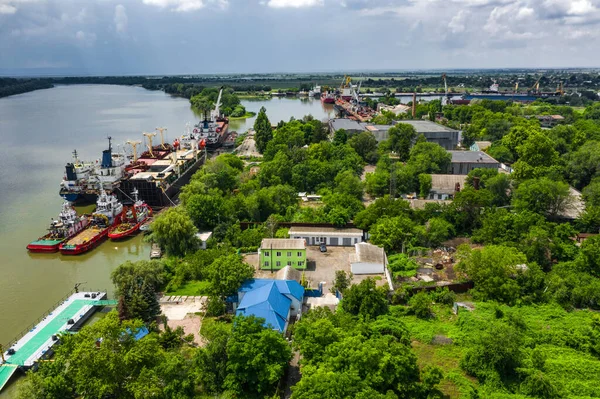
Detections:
126,140,142,162
155,127,168,150
530,76,542,94
441,73,449,106
353,80,362,103
557,81,565,96
211,88,223,121
340,75,351,89
143,132,157,158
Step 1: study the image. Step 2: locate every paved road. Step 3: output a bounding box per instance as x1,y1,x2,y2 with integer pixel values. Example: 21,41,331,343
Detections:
236,130,261,158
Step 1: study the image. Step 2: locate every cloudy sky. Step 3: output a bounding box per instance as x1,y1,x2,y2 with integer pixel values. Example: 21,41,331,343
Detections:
1,0,599,75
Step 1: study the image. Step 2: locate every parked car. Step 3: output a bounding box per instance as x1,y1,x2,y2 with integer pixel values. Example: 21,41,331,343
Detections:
319,243,327,252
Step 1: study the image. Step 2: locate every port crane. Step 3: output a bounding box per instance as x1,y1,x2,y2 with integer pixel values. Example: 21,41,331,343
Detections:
143,132,157,158
155,127,168,150
529,76,542,94
441,73,449,105
126,140,142,162
340,75,352,89
210,88,223,121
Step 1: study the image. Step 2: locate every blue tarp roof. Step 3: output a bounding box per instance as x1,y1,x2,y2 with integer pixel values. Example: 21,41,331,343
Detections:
236,279,304,332
239,279,304,302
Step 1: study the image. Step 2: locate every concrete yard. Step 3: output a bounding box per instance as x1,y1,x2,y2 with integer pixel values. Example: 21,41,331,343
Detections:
246,246,387,292
159,296,207,346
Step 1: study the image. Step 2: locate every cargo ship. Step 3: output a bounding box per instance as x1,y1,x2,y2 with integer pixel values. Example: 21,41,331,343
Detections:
462,82,562,102
59,138,127,204
108,189,152,240
27,201,90,253
321,91,335,104
190,88,229,150
59,189,123,255
117,131,207,208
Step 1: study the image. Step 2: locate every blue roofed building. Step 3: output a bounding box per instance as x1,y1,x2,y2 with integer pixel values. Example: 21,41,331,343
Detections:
235,279,305,334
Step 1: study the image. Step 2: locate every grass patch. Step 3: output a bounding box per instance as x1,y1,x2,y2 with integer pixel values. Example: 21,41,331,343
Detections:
229,111,257,120
165,280,211,296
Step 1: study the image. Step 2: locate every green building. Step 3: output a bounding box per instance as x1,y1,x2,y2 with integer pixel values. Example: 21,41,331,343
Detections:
260,238,307,271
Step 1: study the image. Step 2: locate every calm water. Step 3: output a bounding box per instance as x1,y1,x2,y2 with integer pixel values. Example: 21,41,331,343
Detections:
0,85,332,396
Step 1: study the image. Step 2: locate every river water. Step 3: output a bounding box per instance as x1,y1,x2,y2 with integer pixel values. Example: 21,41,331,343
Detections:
0,85,333,396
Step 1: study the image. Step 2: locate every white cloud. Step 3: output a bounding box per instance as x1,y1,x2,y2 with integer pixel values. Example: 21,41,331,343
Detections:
516,6,534,19
114,4,128,34
142,0,205,12
0,3,16,14
448,10,468,32
267,0,324,8
75,30,97,46
568,0,595,15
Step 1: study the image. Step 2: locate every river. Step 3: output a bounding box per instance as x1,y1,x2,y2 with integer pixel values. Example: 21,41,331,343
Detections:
0,85,333,396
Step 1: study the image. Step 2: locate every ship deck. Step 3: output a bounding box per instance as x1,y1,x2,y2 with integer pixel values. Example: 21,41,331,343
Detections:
28,238,63,246
64,227,104,245
0,292,117,392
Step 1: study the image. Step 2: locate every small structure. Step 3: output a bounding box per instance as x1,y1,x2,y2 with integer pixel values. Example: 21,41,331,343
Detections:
288,226,364,246
349,242,387,275
259,238,307,270
448,151,500,175
377,103,411,115
469,141,492,152
453,301,475,315
429,174,468,200
195,231,212,250
536,114,565,128
235,279,305,334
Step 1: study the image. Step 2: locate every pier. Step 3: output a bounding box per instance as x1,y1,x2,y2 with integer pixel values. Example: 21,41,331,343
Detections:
0,291,117,391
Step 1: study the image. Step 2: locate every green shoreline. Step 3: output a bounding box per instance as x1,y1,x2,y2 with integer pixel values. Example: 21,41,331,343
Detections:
228,111,257,120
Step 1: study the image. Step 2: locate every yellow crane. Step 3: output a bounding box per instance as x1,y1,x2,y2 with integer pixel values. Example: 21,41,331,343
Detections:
340,75,352,89
530,76,542,93
126,140,142,162
142,132,157,158
155,127,168,150
557,81,565,96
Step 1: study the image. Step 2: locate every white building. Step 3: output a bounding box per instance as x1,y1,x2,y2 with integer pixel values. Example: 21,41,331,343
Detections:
349,242,387,275
288,226,364,246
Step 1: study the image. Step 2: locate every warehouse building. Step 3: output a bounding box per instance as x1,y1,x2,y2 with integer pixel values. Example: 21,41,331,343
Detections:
349,242,387,275
448,151,500,175
288,226,364,246
328,119,460,150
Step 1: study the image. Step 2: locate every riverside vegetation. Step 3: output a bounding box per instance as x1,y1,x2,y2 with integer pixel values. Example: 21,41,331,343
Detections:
16,98,600,399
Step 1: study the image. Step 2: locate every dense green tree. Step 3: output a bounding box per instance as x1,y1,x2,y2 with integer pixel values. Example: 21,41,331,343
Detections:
408,142,452,174
348,132,379,164
425,217,454,247
111,260,164,323
206,254,254,297
418,173,432,198
583,177,600,207
409,291,433,319
565,141,600,189
354,195,412,231
224,315,292,396
150,206,198,257
333,170,364,200
577,235,600,277
456,245,527,304
340,278,389,320
254,106,273,153
369,215,416,252
388,123,417,160
512,178,572,220
184,193,224,230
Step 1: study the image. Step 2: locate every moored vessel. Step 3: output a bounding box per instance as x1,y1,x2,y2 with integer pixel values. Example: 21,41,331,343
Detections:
27,201,90,253
321,91,335,104
190,88,229,150
108,189,152,240
59,189,123,255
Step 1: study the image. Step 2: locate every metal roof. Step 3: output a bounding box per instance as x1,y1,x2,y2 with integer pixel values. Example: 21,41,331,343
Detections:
391,120,459,133
449,150,499,164
329,118,366,132
236,279,305,332
261,238,306,250
349,242,386,264
288,226,363,236
430,174,468,193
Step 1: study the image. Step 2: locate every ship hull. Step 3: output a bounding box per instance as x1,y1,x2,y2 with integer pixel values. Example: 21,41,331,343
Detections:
108,222,142,240
59,228,109,255
321,97,335,104
27,239,64,253
59,191,98,205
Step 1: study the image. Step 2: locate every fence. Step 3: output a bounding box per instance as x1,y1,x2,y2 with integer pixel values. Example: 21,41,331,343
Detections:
409,281,474,294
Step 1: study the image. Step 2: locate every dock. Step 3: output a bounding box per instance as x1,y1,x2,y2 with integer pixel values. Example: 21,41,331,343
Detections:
0,291,117,392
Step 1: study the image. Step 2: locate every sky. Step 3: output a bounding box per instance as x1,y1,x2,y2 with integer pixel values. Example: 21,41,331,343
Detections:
1,0,600,75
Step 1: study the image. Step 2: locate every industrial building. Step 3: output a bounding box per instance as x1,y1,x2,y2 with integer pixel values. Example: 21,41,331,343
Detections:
288,226,364,246
349,242,387,275
447,151,500,175
328,119,460,150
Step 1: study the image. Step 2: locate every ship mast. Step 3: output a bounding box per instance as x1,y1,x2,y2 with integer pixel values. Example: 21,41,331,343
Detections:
211,88,223,121
155,127,168,150
142,132,157,158
72,149,80,166
126,140,142,162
